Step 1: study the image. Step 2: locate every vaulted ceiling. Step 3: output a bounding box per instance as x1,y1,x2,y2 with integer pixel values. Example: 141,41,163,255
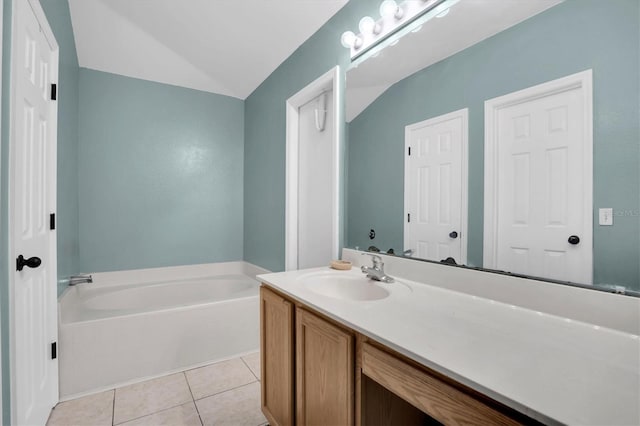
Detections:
68,0,349,99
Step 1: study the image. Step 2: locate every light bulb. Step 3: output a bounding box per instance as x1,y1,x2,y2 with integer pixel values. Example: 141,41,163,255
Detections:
340,31,362,49
379,0,398,18
341,31,355,48
359,16,380,35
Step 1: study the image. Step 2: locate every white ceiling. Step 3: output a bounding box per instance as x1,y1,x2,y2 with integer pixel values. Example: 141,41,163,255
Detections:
68,0,349,99
346,0,564,122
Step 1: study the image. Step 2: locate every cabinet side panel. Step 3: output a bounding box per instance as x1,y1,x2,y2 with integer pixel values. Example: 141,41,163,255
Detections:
260,286,294,426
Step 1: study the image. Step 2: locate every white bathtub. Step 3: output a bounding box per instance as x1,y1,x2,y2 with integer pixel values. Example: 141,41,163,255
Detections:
58,261,268,399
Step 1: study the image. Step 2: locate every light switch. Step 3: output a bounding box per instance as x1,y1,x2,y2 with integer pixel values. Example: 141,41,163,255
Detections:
599,208,613,226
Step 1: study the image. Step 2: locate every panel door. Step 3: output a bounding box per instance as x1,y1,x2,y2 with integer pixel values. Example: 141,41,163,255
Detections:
405,110,467,263
296,307,354,426
260,287,294,426
495,85,591,283
12,1,59,424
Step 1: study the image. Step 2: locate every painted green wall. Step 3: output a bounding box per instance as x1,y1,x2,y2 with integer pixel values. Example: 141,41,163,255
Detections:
78,69,245,273
1,2,12,423
39,0,81,295
346,0,640,289
243,0,370,272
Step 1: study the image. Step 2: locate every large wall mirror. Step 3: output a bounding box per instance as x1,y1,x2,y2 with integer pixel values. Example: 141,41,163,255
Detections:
345,0,639,294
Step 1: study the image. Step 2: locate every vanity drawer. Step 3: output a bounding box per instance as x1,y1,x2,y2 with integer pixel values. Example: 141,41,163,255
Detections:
361,342,522,426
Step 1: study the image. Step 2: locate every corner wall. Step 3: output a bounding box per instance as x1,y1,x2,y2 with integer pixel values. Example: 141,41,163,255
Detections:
78,69,245,273
39,0,81,295
243,0,371,272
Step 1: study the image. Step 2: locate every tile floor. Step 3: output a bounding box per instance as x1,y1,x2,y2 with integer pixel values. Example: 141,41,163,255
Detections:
47,352,267,426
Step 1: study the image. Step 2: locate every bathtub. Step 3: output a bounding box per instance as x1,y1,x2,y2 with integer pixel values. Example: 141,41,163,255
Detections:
58,261,268,399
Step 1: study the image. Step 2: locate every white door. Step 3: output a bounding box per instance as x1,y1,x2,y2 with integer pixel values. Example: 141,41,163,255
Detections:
404,109,468,264
484,70,593,284
298,92,334,269
10,0,59,424
285,67,340,271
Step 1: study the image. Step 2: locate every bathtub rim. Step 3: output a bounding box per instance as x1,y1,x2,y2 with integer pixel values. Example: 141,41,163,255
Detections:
58,261,270,325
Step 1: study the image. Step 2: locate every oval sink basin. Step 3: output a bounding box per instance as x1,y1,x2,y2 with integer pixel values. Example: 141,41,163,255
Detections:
297,271,410,301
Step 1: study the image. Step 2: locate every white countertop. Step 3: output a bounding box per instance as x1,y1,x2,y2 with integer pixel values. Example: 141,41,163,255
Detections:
257,266,640,426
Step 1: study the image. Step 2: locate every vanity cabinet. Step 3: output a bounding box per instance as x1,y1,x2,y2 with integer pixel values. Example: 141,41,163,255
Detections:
296,307,354,425
260,284,538,426
260,285,354,426
260,286,295,426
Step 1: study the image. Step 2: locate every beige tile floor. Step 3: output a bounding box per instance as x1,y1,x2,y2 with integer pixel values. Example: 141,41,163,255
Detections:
47,352,266,426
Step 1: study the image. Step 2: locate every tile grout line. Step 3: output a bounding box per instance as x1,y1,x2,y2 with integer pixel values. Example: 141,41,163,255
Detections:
111,389,116,426
112,374,194,426
113,400,198,426
240,356,260,382
184,371,205,426
193,379,259,402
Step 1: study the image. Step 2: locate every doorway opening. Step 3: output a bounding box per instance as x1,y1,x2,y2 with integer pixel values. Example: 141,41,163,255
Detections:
285,66,341,270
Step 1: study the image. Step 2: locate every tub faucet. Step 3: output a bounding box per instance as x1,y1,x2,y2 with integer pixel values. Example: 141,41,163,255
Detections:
361,253,394,283
69,274,93,286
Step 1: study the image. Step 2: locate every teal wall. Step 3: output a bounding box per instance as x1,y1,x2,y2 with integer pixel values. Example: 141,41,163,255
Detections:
243,0,370,272
346,0,640,289
1,1,12,422
39,0,81,295
78,69,245,273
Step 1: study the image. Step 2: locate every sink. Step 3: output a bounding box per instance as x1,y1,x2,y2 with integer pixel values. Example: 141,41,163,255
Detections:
297,270,410,301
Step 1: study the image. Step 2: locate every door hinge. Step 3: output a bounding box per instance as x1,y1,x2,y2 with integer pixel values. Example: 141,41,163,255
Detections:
50,83,57,101
408,146,411,156
50,213,56,230
407,213,411,222
51,342,57,360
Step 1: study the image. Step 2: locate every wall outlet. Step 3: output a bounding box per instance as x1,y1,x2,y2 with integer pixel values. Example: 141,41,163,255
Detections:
599,208,613,226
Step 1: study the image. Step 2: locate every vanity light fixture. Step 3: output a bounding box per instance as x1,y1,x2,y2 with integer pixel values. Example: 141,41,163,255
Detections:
341,0,457,61
359,16,381,35
340,30,362,49
379,0,404,20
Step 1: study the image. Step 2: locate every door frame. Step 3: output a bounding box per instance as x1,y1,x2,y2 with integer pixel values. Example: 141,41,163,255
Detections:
483,69,593,279
404,108,469,264
285,66,341,271
8,0,59,421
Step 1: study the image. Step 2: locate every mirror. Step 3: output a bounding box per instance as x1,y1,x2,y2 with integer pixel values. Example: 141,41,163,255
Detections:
345,0,639,294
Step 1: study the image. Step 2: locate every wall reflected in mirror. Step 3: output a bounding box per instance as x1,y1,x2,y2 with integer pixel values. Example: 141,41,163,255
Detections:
345,0,639,293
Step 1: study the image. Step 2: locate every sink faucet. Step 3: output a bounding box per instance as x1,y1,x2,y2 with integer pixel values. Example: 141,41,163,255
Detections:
361,253,394,283
69,274,93,286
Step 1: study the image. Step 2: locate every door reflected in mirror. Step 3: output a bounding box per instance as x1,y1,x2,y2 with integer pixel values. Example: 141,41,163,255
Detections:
345,0,639,293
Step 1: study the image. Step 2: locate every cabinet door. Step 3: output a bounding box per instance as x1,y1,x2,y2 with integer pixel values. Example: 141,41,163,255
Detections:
261,286,295,426
296,307,354,425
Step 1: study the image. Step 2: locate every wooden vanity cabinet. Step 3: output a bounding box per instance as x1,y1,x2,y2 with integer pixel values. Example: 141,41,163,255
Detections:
260,284,538,426
260,286,295,426
260,286,354,426
296,307,354,425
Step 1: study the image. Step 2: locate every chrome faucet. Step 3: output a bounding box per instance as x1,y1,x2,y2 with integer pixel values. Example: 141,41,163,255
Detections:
69,274,93,286
361,253,394,283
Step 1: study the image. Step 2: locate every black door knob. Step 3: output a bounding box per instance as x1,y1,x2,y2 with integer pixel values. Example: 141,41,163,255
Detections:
568,235,580,245
449,231,458,239
16,255,42,272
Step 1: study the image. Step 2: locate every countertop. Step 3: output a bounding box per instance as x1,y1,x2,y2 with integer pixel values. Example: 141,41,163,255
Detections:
257,267,640,426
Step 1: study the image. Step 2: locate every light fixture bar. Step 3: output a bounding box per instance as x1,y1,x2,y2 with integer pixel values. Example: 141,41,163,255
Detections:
342,0,453,61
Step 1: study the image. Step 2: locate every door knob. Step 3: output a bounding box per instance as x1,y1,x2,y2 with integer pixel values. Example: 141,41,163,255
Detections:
449,231,458,239
568,235,580,245
16,255,42,271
